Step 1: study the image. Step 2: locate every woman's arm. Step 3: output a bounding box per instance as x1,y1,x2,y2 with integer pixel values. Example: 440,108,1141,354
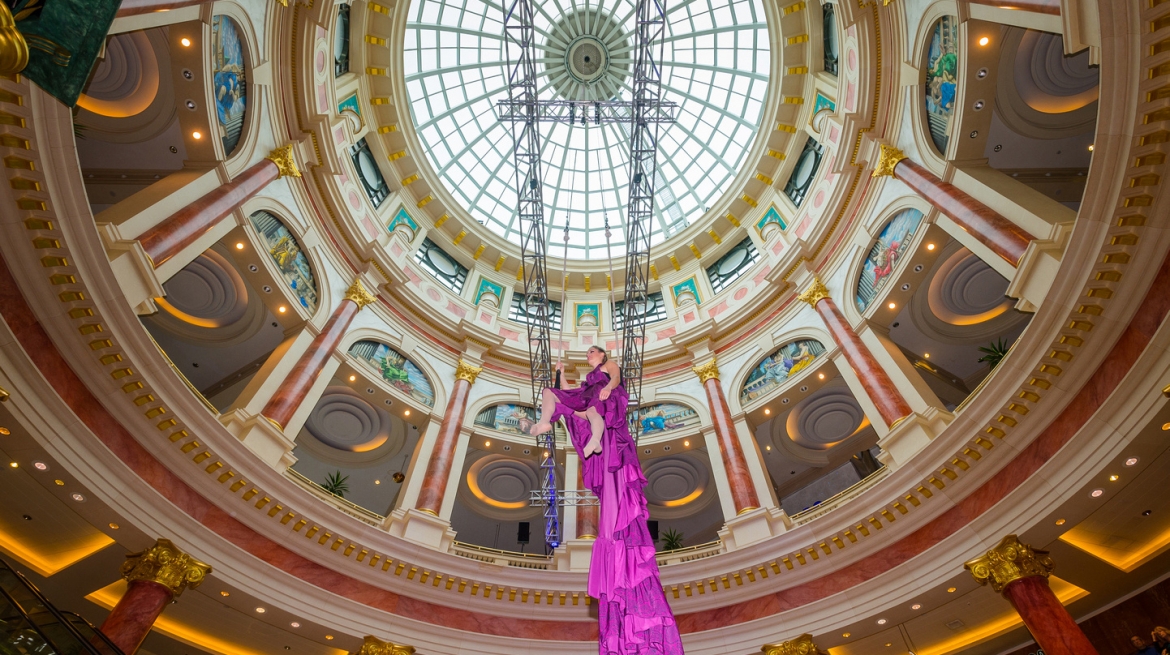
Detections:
600,360,622,397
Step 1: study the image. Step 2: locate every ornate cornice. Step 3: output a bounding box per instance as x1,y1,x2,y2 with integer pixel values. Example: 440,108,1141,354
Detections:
797,278,830,308
871,144,906,178
265,144,301,178
120,538,211,598
355,635,415,655
964,534,1054,594
454,359,483,385
691,357,720,383
344,279,377,309
762,634,821,655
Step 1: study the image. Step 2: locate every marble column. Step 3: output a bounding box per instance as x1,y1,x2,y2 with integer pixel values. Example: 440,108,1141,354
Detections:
692,358,759,515
0,3,28,75
261,279,376,429
576,459,599,539
414,360,482,515
100,539,211,655
873,144,1035,266
353,635,415,655
761,634,823,655
116,0,213,16
965,535,1100,655
799,278,913,428
138,146,299,268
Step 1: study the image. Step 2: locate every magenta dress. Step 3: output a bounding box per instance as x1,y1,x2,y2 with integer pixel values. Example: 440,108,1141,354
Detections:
549,365,685,654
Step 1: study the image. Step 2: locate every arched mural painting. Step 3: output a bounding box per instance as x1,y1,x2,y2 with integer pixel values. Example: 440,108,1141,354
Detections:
249,211,319,313
855,208,924,312
349,341,436,407
635,403,701,435
741,340,827,405
474,404,537,435
212,16,248,156
924,16,958,154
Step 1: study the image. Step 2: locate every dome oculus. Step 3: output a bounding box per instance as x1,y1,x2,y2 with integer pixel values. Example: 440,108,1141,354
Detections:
403,0,770,258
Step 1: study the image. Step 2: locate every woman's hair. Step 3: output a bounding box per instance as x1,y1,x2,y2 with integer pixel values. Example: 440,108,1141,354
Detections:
587,346,609,364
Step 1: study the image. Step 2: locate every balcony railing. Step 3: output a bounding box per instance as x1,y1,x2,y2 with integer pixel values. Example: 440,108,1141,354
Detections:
789,465,890,526
656,541,723,567
284,468,386,526
451,541,552,569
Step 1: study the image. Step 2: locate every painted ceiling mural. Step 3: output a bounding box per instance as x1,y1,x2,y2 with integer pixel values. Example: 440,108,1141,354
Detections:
855,208,924,312
924,16,958,154
349,341,436,407
212,15,247,156
741,339,827,405
249,211,319,313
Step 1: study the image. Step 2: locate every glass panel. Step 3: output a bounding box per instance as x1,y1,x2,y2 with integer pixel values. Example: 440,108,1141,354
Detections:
508,294,563,331
349,139,390,207
822,3,838,76
612,291,666,331
414,238,469,293
783,136,823,207
706,237,760,293
334,4,351,77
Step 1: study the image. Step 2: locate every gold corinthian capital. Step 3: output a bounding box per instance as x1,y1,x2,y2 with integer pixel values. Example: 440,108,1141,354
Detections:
964,534,1055,594
762,634,822,655
120,539,212,598
344,279,377,309
354,635,415,655
691,357,720,383
265,144,302,178
0,2,28,75
455,359,483,385
871,143,907,178
797,277,830,308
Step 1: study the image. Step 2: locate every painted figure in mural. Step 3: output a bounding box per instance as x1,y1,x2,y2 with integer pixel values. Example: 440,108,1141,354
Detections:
642,411,684,434
378,354,412,393
929,52,957,112
269,235,300,271
509,405,536,435
528,347,684,654
869,235,904,288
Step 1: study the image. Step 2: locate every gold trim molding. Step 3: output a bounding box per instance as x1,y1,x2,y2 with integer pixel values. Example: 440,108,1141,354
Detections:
762,634,822,655
691,357,720,383
871,144,906,178
455,359,483,385
120,538,211,598
964,534,1054,594
265,144,301,179
344,279,377,309
355,635,415,655
797,277,830,308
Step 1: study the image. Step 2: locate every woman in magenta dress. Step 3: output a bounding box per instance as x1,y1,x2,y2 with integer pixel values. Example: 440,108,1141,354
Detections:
529,346,685,654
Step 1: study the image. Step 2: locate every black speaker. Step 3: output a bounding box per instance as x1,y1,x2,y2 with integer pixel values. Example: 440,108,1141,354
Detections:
517,522,530,544
647,520,659,541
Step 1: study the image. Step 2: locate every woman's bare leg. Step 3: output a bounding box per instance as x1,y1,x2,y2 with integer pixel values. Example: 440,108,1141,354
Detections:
528,388,557,435
582,407,604,458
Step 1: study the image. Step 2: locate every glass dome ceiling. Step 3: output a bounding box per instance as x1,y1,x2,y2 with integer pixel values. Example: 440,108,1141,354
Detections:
404,0,770,258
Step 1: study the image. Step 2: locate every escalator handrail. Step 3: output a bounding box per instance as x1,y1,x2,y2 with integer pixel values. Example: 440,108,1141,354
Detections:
59,611,127,655
0,557,123,655
0,574,70,655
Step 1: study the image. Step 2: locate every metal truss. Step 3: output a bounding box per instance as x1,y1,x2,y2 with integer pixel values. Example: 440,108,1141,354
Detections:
529,489,600,507
496,99,678,125
502,0,559,550
618,0,668,441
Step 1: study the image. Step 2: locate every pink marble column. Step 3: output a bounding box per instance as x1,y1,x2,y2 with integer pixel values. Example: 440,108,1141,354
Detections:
260,280,375,429
800,280,913,428
116,0,213,16
576,463,598,538
415,361,481,515
693,359,759,515
138,146,298,268
873,145,1035,266
99,539,210,655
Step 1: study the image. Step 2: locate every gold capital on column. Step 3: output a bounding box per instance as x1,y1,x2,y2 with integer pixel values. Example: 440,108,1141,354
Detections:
120,539,212,598
0,2,27,74
354,635,415,655
344,279,377,309
871,144,907,178
691,357,720,383
265,144,301,178
455,359,483,384
762,634,822,655
797,277,830,308
964,534,1054,594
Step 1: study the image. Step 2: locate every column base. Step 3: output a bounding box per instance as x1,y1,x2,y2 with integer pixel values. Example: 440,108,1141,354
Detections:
1007,222,1072,313
876,408,954,467
386,508,457,551
561,539,596,572
100,226,163,315
718,507,790,551
220,409,297,469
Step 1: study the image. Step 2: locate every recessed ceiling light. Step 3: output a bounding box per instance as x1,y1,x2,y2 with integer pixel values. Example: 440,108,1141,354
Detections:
1091,489,1104,498
255,607,266,613
924,353,930,358
485,440,491,447
1109,474,1119,482
1163,422,1170,431
947,587,956,593
374,480,380,485
926,243,935,251
766,445,771,451
764,408,771,415
32,461,47,471
71,492,85,502
192,131,202,140
54,479,64,486
220,591,230,597
109,523,119,530
888,302,897,310
1125,457,1139,466
842,633,851,638
8,462,16,468
877,618,887,625
349,375,356,382
683,440,690,447
911,604,921,610
180,37,192,47
543,451,549,457
290,622,300,628
818,373,825,380
1088,144,1095,152
278,306,287,313
0,427,9,435
325,636,334,641
404,410,410,416
1055,518,1066,526
978,36,990,46
236,242,245,250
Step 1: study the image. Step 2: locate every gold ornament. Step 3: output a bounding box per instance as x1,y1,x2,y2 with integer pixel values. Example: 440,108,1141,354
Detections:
354,635,415,655
344,279,377,309
265,145,301,178
797,278,830,308
762,634,822,655
871,144,906,178
455,359,483,385
120,539,211,598
691,357,720,383
0,2,28,75
964,534,1055,594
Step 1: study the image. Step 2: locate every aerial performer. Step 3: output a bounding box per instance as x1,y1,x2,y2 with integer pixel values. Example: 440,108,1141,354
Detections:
529,346,685,654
